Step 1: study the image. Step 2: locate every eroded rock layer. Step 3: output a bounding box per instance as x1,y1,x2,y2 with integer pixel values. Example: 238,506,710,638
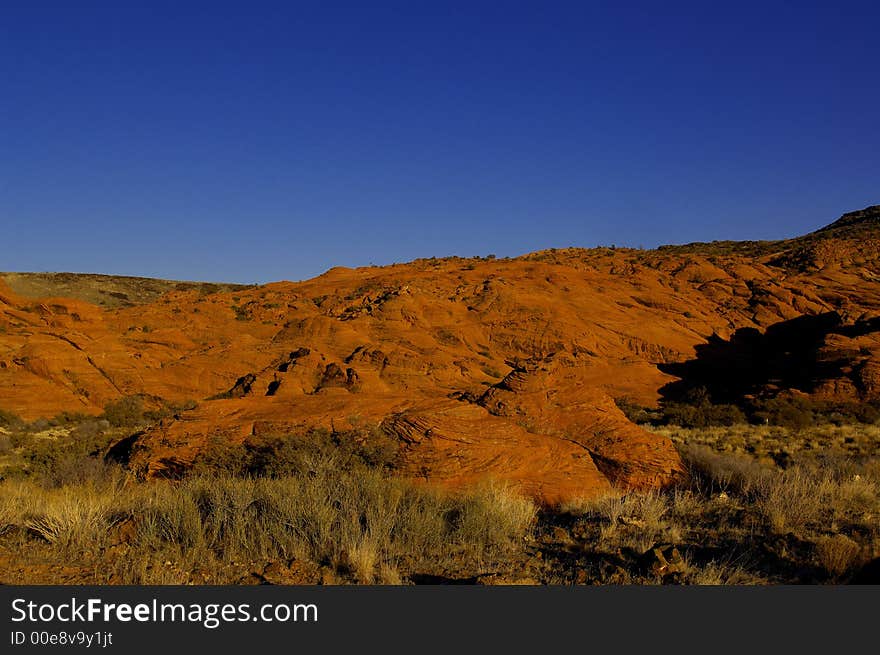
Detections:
2,206,879,502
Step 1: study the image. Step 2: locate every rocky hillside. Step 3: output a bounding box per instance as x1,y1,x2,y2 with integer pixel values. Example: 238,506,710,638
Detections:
1,206,878,503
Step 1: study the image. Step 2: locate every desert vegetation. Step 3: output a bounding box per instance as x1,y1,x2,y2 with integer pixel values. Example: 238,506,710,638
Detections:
0,465,534,585
0,406,877,585
543,442,878,584
0,272,252,309
617,390,880,430
0,409,535,584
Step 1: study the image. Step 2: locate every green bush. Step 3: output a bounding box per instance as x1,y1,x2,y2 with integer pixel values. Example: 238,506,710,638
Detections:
47,411,92,427
193,425,399,478
650,392,878,429
0,409,23,430
142,399,199,423
13,428,120,487
749,397,815,430
614,398,660,424
101,396,146,427
659,401,746,428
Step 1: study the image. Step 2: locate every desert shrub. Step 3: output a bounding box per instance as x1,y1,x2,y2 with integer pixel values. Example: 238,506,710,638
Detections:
141,399,200,423
678,444,769,496
676,442,878,537
821,401,880,425
13,428,121,487
230,304,251,321
660,402,705,428
24,492,116,549
449,481,537,552
746,457,878,537
47,411,92,427
658,401,746,428
135,485,209,552
102,396,146,427
745,396,879,428
575,490,678,552
853,403,880,424
0,409,24,430
682,559,761,585
614,398,660,424
47,453,120,488
820,467,879,530
193,426,399,477
814,534,862,577
704,404,748,426
0,488,18,535
654,393,878,430
5,472,128,552
749,397,814,429
757,467,833,534
669,488,703,521
69,418,110,441
25,418,51,433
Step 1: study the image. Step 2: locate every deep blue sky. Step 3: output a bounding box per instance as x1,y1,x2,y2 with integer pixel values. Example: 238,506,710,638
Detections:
2,1,878,283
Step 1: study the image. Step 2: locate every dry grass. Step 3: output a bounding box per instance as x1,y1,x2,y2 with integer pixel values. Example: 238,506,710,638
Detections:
671,427,879,538
341,538,379,584
567,489,681,553
758,463,879,535
758,467,824,534
649,423,880,464
2,472,129,549
677,443,770,496
549,424,880,584
681,559,761,585
0,454,536,584
814,535,863,577
1,421,878,585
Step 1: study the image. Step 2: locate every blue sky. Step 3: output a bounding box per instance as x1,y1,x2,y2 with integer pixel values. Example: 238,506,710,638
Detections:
2,1,878,283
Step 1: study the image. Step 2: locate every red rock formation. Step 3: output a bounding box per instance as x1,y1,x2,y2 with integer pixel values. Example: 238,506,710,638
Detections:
1,205,879,503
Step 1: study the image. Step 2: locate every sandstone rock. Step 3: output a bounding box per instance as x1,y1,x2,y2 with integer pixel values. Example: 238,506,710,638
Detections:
1,206,879,503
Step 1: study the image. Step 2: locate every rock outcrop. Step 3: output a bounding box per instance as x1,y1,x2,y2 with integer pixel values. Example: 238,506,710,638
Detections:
1,205,879,503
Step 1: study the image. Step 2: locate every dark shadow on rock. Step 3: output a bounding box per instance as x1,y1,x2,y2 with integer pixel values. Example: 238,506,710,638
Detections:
658,312,872,404
104,431,142,464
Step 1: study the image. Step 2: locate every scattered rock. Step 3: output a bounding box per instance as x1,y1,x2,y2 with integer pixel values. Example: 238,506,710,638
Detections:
643,545,687,578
